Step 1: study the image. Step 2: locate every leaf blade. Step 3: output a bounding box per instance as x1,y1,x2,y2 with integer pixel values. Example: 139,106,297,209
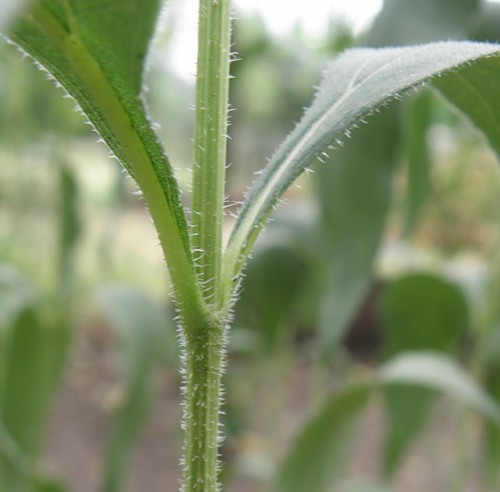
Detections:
277,352,500,492
6,1,204,318
223,42,500,296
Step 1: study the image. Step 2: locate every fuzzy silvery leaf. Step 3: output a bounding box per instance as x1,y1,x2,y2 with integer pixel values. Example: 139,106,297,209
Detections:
224,41,500,287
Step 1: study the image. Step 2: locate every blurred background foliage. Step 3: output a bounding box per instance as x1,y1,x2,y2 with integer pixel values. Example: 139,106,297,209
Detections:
3,0,500,491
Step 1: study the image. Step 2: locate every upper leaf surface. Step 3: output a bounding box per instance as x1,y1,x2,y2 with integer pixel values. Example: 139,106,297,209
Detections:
13,0,159,98
6,0,197,303
225,42,500,287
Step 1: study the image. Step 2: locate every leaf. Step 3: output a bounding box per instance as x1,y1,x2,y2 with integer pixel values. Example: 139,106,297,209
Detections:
33,475,70,492
477,327,500,486
471,2,500,42
381,273,468,357
379,274,468,475
0,418,69,491
364,0,480,47
313,0,479,353
377,352,500,424
433,55,500,159
316,106,400,354
223,41,500,294
362,0,481,233
0,306,70,490
96,285,177,492
0,265,36,329
277,352,499,492
235,231,311,352
403,91,433,233
275,385,371,492
57,160,81,297
1,308,62,454
5,0,195,305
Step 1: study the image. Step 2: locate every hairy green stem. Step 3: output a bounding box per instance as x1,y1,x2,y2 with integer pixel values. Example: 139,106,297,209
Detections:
191,0,232,307
181,0,232,490
183,0,231,492
182,322,226,491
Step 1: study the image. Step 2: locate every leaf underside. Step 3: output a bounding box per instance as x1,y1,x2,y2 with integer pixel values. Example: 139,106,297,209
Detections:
224,41,500,292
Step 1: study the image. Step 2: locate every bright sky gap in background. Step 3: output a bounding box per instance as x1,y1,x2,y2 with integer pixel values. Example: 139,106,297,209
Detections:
168,0,384,79
168,0,500,80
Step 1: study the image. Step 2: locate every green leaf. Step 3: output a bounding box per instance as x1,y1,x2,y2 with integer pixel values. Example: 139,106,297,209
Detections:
0,265,37,328
1,308,62,454
237,244,310,352
57,160,81,297
277,352,499,492
96,285,177,492
316,107,400,354
377,352,500,424
380,274,468,475
223,41,500,298
433,55,500,159
403,91,433,233
7,0,169,188
0,306,70,490
364,0,480,47
276,385,371,492
381,273,468,357
6,1,202,317
0,418,69,491
476,327,500,486
471,2,500,42
33,475,70,492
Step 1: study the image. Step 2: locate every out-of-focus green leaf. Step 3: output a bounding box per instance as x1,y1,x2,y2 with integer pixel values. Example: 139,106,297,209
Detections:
403,91,433,233
276,385,371,492
0,306,70,489
381,273,468,357
471,1,500,42
96,285,177,492
364,0,480,47
377,352,500,423
33,475,70,492
316,107,400,354
57,160,81,297
433,56,500,159
473,255,500,486
483,354,500,487
0,265,36,328
0,418,69,491
236,242,310,352
380,274,468,475
224,41,500,298
1,308,63,453
277,351,498,492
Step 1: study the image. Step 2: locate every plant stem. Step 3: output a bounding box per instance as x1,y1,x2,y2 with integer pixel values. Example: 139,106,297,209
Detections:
181,0,232,490
191,0,232,307
182,320,225,491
